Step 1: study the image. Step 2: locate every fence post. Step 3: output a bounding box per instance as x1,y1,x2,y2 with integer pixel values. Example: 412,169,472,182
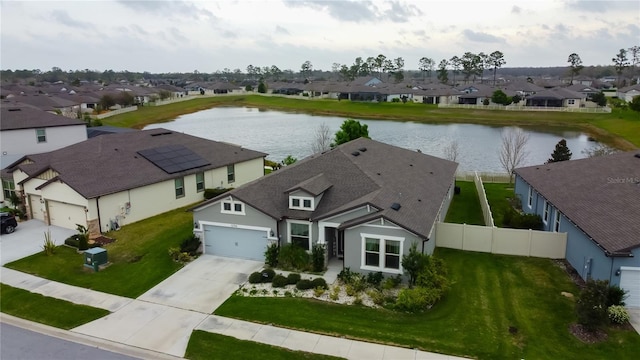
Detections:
528,229,533,257
462,223,466,250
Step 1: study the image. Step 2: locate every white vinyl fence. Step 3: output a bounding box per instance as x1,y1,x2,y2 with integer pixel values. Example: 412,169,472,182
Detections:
474,172,494,227
456,172,510,183
438,104,611,113
435,222,566,259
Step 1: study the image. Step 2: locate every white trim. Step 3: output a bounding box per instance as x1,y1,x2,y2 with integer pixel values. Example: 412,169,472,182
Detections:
553,210,561,232
527,186,533,209
289,195,315,211
349,218,403,231
321,205,378,222
359,233,404,274
543,200,549,224
318,221,340,244
221,198,245,215
287,219,313,251
200,220,272,235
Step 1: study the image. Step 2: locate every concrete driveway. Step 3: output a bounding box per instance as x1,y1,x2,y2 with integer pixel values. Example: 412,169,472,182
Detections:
628,308,640,335
72,255,264,357
1,220,76,266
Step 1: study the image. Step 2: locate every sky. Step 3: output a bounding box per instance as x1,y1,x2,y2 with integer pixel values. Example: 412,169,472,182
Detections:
1,0,639,73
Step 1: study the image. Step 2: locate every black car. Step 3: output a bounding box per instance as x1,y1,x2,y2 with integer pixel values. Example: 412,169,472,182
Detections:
1,212,18,234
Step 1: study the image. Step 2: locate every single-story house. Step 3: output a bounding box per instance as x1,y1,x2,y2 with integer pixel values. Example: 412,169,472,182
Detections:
525,87,585,108
617,84,640,103
191,138,458,276
5,128,266,235
514,152,640,307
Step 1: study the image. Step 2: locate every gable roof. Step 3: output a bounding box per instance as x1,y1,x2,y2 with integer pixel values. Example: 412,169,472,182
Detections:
515,152,640,255
0,102,85,131
7,128,266,199
194,138,458,239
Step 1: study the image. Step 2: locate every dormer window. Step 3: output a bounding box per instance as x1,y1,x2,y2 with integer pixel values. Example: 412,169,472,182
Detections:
290,196,314,211
221,198,245,215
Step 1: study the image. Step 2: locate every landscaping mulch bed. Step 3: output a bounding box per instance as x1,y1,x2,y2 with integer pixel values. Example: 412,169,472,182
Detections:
569,323,608,343
90,236,115,246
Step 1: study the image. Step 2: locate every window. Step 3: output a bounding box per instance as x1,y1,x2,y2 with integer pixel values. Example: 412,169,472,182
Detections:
543,200,550,224
36,129,46,143
554,210,561,232
196,172,204,192
175,178,184,198
227,164,235,183
361,234,403,273
2,179,15,199
567,99,575,105
290,222,310,250
289,196,314,210
221,198,245,215
527,186,533,208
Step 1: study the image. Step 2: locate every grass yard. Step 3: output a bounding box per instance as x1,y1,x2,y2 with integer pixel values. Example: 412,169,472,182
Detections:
185,331,344,360
102,95,640,149
483,182,516,227
445,181,484,225
0,284,109,329
5,206,193,298
215,248,640,360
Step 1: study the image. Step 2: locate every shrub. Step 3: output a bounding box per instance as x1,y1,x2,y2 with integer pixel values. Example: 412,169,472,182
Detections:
367,289,386,306
203,188,231,200
314,287,326,297
311,244,325,272
503,210,543,230
42,230,56,256
311,277,328,290
278,244,310,271
395,287,442,312
366,272,384,287
265,243,279,267
345,284,357,296
337,267,357,283
284,291,293,297
272,274,288,288
180,234,201,255
608,305,630,324
296,279,314,290
178,252,191,263
261,268,275,282
248,272,263,284
402,242,429,286
286,273,301,285
607,285,627,306
330,286,340,301
353,296,363,305
64,235,80,248
576,279,609,331
168,247,181,261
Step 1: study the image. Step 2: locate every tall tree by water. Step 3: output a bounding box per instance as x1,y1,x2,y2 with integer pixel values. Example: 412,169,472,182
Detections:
567,53,584,84
546,139,572,163
612,49,629,88
489,51,506,86
437,59,449,84
332,119,370,147
498,128,529,183
418,57,435,80
449,56,461,85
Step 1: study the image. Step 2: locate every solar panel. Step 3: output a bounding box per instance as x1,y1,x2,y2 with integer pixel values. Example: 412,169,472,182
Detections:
138,145,210,174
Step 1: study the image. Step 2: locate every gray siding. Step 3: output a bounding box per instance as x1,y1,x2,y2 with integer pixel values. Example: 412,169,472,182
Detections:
322,206,373,224
194,200,277,235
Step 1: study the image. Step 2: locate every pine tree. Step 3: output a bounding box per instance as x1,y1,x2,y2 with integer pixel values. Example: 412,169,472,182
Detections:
547,139,572,163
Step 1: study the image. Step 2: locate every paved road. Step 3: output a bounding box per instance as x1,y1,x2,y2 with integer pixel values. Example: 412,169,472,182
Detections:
0,323,139,360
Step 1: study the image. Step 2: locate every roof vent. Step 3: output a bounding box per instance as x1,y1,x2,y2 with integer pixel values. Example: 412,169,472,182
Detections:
359,147,367,152
351,151,360,156
390,203,401,211
151,131,173,137
635,153,640,159
7,108,21,112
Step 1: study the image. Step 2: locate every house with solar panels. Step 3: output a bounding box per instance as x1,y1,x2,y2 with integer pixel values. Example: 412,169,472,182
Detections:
191,138,457,276
4,128,266,235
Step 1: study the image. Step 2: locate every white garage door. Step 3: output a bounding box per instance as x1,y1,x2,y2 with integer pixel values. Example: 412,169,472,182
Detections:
48,201,86,230
620,267,640,308
204,225,268,261
29,195,45,221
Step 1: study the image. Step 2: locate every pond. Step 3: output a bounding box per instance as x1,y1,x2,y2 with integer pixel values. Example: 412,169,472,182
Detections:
144,107,597,172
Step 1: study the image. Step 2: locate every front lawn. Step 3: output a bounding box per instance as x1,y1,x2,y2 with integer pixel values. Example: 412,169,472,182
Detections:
185,331,343,360
215,248,640,360
483,182,516,227
0,284,109,329
5,206,193,298
445,181,484,225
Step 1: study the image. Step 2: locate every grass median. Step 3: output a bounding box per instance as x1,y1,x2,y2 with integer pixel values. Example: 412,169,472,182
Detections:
0,284,109,329
102,95,640,149
5,206,193,298
214,248,640,360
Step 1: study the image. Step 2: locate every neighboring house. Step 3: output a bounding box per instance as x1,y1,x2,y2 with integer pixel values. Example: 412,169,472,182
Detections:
525,87,585,108
456,84,495,105
617,84,640,102
191,138,458,277
86,126,137,138
0,102,87,205
5,128,266,235
565,84,600,101
514,152,640,307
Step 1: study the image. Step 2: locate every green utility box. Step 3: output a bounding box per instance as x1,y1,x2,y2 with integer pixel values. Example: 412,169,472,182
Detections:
84,247,107,271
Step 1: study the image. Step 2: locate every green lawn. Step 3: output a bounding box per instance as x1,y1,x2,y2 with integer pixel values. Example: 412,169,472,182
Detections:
102,95,640,149
445,181,484,225
185,331,343,360
215,248,640,360
0,284,109,329
483,183,516,227
5,206,193,298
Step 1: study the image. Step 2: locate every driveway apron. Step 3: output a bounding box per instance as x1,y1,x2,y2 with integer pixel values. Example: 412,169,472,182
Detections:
1,220,76,266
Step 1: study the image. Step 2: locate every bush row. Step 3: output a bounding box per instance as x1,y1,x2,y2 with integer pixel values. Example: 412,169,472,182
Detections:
248,269,327,290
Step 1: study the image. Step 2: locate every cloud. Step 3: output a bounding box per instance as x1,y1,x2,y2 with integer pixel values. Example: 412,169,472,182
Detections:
564,0,609,13
51,10,94,29
462,29,505,43
511,5,521,14
170,27,188,43
284,0,420,23
116,0,215,20
275,25,290,35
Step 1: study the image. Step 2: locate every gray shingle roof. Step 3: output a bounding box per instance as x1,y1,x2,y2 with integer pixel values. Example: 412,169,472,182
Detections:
0,102,85,131
7,128,266,199
515,152,640,255
196,138,458,238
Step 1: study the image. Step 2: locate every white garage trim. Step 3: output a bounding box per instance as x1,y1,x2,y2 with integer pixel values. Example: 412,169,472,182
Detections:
202,222,271,261
620,266,640,308
198,220,275,236
48,201,86,230
29,195,45,221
